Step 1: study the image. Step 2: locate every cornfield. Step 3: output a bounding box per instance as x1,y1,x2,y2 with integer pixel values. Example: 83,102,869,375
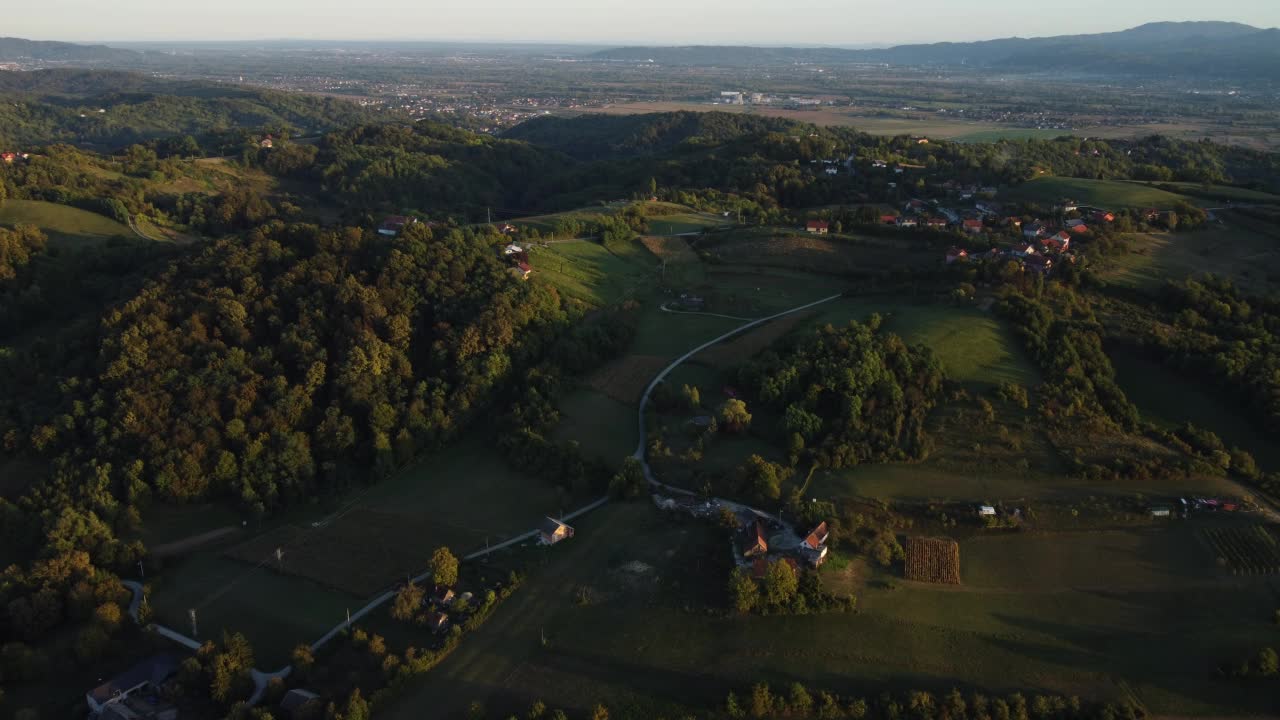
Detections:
904,536,961,584
1203,525,1280,575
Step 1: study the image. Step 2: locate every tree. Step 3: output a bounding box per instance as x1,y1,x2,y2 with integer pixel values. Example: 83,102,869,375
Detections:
590,704,609,720
430,547,459,588
608,457,647,500
728,567,758,614
740,454,788,502
1255,647,1278,677
719,399,753,434
391,582,424,622
763,559,799,607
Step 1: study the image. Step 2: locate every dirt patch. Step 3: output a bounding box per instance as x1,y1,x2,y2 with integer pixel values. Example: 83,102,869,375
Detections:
694,311,814,367
587,354,669,404
225,509,433,596
152,527,241,558
821,556,870,599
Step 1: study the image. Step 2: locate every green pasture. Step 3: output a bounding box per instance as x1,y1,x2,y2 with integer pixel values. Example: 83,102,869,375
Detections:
0,199,132,246
382,503,1278,719
1000,177,1191,210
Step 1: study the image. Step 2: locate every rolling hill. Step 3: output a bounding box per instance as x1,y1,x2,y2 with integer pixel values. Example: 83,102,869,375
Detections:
593,22,1280,80
0,37,137,63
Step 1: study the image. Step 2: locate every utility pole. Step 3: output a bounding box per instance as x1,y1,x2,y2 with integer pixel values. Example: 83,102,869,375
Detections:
137,560,144,579
346,608,351,626
487,207,492,225
188,608,198,639
275,547,284,571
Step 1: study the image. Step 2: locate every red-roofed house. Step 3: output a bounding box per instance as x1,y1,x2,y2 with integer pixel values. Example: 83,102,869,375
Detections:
925,217,948,229
803,522,829,550
1067,223,1089,234
946,247,969,264
0,152,16,164
962,219,984,234
378,215,416,237
1041,231,1071,252
805,220,830,234
880,215,898,225
1092,210,1116,223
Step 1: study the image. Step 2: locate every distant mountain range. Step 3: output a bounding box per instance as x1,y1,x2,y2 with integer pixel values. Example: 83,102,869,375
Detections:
0,37,138,63
592,22,1280,80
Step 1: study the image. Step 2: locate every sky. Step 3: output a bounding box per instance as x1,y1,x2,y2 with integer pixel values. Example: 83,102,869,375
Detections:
7,0,1280,46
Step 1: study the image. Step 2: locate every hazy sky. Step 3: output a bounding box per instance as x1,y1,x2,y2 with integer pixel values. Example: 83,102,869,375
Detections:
9,0,1280,45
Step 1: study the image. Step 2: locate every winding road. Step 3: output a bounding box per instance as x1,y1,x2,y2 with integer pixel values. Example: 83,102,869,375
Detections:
125,292,843,705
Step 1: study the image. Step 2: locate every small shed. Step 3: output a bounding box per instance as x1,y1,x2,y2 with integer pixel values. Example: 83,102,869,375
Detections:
280,688,321,718
1149,506,1173,518
978,505,997,517
539,517,575,545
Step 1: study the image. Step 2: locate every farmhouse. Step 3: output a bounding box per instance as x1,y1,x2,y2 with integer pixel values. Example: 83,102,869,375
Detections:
0,152,16,164
962,219,984,234
259,135,274,149
1013,242,1038,257
509,261,533,280
945,247,969,264
805,220,830,234
743,518,769,558
434,586,456,605
978,505,997,517
502,243,523,256
1149,505,1173,518
880,214,899,225
1022,222,1047,239
86,654,179,716
539,517,574,545
803,521,830,550
896,217,918,229
926,217,948,229
378,215,416,237
1092,210,1116,223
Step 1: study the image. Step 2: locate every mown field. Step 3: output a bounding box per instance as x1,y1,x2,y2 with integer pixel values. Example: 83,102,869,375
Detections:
1000,177,1193,210
531,240,655,306
382,503,1279,719
0,199,132,246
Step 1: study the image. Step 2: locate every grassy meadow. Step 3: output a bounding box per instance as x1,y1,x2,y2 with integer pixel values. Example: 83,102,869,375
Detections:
0,199,132,246
1000,177,1193,210
381,503,1279,720
1101,216,1280,294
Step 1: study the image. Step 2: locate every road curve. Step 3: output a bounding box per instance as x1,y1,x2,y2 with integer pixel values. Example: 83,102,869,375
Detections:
633,294,844,467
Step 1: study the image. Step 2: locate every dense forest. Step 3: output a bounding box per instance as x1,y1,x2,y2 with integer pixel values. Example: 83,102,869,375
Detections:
735,320,946,468
0,70,379,151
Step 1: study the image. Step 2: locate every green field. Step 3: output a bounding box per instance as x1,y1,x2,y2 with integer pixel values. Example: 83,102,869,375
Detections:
1000,177,1192,210
553,388,637,467
647,212,729,236
149,553,360,668
808,299,1037,388
1109,347,1280,470
1102,219,1280,294
382,503,1278,719
531,240,655,306
0,199,132,246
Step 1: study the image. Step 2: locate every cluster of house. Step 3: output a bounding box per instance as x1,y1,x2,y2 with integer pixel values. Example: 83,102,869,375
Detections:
941,202,1119,274
1,151,30,164
1150,497,1240,518
420,582,476,633
500,232,533,280
377,215,418,237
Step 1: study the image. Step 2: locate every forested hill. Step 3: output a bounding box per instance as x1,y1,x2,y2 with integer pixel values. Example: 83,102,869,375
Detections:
503,111,806,161
0,70,380,151
0,37,137,63
593,22,1280,79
